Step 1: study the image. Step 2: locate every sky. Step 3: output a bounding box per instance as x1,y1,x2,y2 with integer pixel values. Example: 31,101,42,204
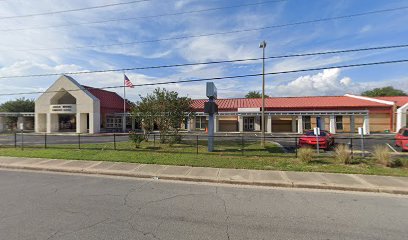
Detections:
0,0,407,103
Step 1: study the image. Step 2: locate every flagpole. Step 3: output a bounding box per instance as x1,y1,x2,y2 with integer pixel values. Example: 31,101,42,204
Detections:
123,73,126,114
123,73,126,132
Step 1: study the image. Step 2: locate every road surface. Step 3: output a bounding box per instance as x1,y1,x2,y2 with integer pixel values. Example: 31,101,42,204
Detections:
0,169,407,240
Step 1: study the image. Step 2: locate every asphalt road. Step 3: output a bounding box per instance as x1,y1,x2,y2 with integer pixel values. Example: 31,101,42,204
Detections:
0,133,401,153
0,170,407,240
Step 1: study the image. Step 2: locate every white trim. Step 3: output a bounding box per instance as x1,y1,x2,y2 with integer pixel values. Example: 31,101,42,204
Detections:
396,102,408,131
344,94,395,105
238,107,260,112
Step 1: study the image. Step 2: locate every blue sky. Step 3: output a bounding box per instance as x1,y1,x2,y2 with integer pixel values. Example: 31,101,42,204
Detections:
0,0,407,103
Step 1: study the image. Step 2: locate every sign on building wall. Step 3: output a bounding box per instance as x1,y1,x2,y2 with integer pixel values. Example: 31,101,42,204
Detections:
50,104,76,113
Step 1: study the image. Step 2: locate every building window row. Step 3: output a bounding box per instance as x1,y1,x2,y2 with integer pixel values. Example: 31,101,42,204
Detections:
195,116,207,129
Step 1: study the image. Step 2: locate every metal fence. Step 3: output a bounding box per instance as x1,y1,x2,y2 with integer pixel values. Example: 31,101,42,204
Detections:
0,132,405,158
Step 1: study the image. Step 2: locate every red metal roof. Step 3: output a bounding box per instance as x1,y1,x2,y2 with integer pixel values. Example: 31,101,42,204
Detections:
374,96,408,107
191,96,391,112
83,86,130,110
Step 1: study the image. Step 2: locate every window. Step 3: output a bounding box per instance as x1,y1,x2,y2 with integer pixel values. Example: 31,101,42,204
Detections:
303,116,311,130
195,116,207,129
336,116,343,130
106,117,122,128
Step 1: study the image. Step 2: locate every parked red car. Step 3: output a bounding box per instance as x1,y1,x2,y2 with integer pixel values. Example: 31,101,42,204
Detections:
298,130,335,150
395,127,408,152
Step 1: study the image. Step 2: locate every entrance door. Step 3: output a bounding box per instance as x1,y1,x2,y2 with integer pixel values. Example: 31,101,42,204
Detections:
243,117,255,131
58,114,76,132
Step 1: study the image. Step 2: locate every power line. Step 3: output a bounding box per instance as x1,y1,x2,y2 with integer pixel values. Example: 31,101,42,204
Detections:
0,59,407,96
2,5,407,52
0,0,286,32
0,0,152,20
1,43,407,79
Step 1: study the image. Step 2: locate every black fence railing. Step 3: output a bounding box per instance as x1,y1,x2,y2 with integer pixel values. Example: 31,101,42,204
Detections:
0,132,406,159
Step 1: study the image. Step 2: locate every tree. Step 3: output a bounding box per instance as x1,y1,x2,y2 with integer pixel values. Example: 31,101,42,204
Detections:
0,97,35,112
361,86,407,97
0,98,35,128
245,91,269,98
132,88,192,144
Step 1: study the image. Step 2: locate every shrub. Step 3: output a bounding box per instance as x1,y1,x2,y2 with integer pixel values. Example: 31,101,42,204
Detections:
387,159,403,168
298,147,314,163
129,131,144,148
334,144,352,164
168,134,183,146
372,145,391,165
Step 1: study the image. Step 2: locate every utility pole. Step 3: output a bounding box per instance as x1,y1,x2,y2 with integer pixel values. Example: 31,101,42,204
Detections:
259,40,267,147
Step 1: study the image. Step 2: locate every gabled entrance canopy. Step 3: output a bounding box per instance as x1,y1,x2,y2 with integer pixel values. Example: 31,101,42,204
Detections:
35,75,101,134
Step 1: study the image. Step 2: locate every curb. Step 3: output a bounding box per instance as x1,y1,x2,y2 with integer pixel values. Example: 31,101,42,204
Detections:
1,163,407,195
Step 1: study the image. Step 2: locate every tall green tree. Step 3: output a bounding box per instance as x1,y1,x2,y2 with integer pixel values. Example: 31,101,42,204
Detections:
132,88,192,144
361,86,407,97
0,98,35,112
0,98,35,128
245,91,269,98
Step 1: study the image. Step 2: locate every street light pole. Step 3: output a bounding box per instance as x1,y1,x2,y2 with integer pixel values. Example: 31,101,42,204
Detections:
259,40,267,147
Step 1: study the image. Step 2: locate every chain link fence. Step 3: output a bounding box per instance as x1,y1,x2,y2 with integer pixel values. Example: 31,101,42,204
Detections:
0,132,405,159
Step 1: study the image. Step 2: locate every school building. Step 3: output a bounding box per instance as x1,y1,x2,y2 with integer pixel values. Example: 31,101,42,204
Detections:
2,75,406,134
189,95,408,134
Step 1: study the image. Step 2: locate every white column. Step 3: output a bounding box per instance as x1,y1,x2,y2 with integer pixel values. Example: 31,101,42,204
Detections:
292,117,297,133
187,117,192,131
47,113,58,133
254,116,261,131
46,113,52,133
214,115,219,133
266,115,272,133
329,115,336,134
363,115,370,135
350,115,355,133
0,116,4,132
89,112,100,134
396,104,408,132
238,115,243,132
76,113,87,133
297,116,303,134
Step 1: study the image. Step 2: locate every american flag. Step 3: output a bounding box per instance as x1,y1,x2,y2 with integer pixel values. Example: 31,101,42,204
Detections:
124,74,134,88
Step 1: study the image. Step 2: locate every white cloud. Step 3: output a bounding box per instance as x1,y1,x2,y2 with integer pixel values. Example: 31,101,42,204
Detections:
268,68,363,97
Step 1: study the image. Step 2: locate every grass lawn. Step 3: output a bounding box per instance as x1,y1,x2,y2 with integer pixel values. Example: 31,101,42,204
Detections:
0,139,407,177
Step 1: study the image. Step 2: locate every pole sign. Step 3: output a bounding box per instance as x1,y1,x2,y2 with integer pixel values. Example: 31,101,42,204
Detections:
206,82,218,152
313,127,320,136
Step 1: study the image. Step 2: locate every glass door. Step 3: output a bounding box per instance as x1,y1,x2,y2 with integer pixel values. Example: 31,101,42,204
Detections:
243,117,255,131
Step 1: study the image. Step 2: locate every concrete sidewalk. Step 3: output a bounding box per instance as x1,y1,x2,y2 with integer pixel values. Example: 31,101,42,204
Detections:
0,156,407,194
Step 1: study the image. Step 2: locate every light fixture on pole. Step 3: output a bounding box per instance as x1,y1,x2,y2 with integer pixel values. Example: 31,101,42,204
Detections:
259,40,267,147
